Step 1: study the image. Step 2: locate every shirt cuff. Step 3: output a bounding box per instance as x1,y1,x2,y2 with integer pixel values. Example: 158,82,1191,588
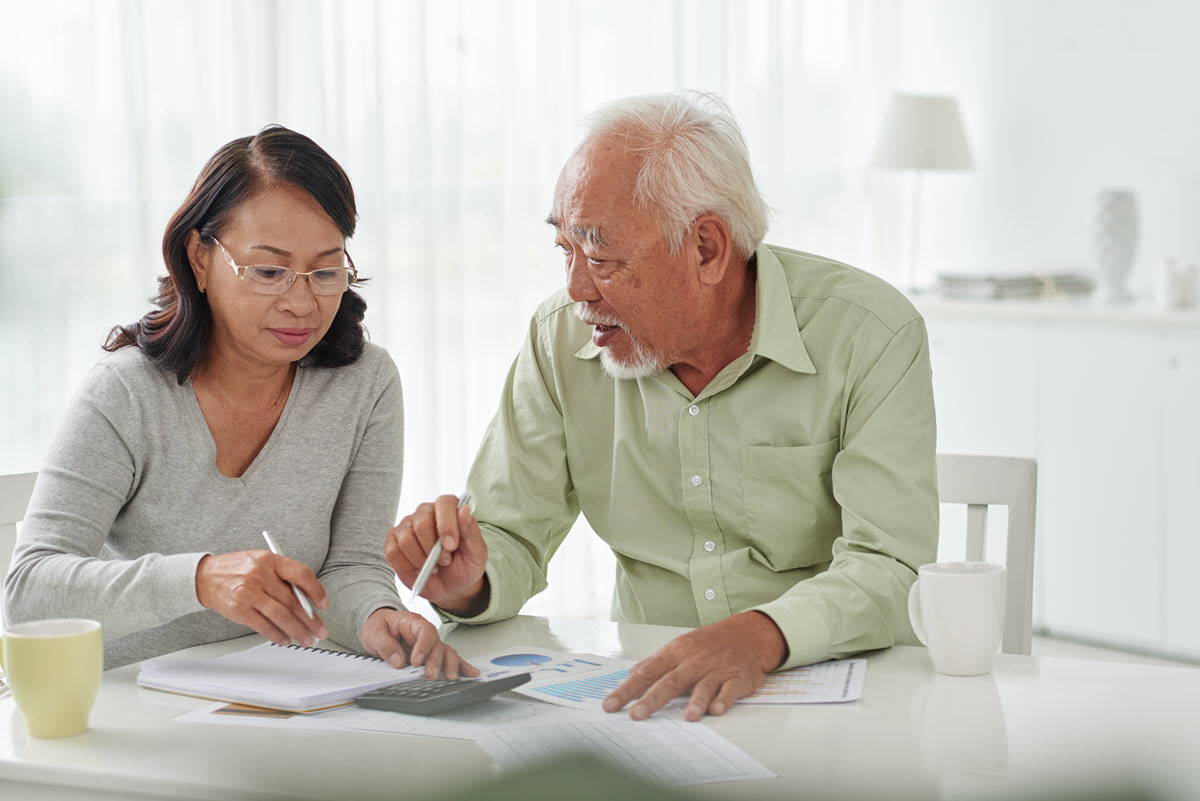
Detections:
749,590,834,670
433,568,503,625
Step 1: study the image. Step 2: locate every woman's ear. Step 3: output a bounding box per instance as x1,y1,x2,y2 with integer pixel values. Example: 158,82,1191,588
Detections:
186,230,209,293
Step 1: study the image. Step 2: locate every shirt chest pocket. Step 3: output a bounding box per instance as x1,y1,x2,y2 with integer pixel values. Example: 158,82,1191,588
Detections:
739,439,841,571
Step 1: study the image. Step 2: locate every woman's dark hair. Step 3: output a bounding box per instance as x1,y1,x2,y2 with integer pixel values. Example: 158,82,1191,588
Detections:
104,125,366,382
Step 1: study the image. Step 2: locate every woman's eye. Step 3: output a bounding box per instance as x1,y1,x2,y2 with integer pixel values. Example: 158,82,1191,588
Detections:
251,267,287,281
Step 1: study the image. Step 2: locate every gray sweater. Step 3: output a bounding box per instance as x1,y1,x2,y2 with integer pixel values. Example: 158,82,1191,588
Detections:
4,342,405,669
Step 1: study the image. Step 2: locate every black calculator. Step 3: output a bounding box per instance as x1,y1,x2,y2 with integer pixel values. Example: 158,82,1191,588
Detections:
353,672,532,716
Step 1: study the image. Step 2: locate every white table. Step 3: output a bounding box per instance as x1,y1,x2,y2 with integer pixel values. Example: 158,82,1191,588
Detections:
3,615,1200,800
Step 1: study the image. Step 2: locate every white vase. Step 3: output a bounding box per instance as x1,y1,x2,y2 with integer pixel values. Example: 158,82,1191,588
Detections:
1092,188,1139,303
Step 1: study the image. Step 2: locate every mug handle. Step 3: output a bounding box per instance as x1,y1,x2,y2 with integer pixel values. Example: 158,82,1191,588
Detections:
908,580,927,646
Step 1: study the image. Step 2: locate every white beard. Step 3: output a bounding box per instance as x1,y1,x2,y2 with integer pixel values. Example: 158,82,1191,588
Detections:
574,301,673,380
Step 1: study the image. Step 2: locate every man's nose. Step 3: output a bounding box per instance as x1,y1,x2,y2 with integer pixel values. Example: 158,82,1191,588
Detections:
565,255,600,303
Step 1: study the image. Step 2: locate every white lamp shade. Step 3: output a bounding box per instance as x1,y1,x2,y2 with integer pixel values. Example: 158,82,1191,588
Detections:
871,94,974,171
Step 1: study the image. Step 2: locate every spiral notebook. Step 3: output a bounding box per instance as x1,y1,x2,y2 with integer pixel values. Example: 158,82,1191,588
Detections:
137,642,422,713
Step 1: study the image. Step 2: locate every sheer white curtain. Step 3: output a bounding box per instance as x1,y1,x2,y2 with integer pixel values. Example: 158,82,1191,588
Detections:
0,0,893,619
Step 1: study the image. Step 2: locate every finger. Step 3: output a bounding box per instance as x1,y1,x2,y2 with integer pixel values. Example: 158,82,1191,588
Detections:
456,508,487,563
256,589,318,647
384,521,415,574
709,675,757,717
603,655,666,714
274,558,330,613
405,619,439,669
366,629,410,670
244,606,295,648
432,494,463,556
684,677,721,722
409,503,442,557
627,667,691,721
455,651,480,678
390,522,429,580
423,642,449,679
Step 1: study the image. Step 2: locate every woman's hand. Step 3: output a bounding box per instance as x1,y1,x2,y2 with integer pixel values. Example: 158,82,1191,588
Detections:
195,550,329,647
360,608,480,679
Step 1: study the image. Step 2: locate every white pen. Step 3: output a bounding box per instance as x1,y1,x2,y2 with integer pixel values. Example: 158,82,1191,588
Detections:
409,492,472,606
261,530,316,621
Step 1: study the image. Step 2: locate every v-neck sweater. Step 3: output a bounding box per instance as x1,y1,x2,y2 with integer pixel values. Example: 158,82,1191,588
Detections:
5,342,404,669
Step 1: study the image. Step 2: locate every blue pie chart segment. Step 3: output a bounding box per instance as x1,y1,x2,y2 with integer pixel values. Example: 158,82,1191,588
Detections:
491,653,553,667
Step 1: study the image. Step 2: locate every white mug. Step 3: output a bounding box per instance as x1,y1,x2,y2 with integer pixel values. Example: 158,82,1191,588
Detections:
908,562,1006,676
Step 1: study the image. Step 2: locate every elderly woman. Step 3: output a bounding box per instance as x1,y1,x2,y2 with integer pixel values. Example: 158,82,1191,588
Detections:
4,126,474,676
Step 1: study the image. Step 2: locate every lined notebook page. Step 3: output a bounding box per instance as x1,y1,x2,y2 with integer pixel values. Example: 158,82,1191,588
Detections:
138,642,421,712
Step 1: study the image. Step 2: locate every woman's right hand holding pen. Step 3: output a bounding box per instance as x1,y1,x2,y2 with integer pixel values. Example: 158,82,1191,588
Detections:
385,494,490,616
195,550,329,647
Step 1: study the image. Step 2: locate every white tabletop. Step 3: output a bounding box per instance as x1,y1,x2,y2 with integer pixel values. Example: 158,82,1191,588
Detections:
3,615,1199,800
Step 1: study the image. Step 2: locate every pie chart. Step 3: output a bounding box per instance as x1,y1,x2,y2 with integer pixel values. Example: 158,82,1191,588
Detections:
490,653,553,667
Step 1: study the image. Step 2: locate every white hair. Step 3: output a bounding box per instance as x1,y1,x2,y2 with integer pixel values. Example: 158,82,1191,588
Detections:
581,91,770,258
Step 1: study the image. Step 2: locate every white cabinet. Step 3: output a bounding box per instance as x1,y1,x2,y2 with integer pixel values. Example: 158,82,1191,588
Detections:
920,298,1200,656
1162,333,1200,657
1037,324,1161,647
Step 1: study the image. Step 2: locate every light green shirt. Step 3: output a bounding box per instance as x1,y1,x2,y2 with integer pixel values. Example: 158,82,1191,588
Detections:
451,244,938,669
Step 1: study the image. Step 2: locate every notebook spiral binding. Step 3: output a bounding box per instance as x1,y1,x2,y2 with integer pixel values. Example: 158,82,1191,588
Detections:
274,642,381,661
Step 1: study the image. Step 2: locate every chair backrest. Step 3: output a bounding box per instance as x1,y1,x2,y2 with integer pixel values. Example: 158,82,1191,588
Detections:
0,472,38,628
936,454,1037,656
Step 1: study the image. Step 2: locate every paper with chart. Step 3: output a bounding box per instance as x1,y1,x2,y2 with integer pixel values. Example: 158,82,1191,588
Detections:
740,658,866,704
474,646,865,709
474,716,775,786
469,646,637,712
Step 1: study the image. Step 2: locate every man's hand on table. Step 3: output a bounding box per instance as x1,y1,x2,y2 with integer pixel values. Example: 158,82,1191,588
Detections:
603,610,787,722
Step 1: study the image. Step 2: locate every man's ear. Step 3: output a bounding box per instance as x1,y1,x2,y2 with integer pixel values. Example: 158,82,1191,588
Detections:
692,214,734,286
186,230,209,293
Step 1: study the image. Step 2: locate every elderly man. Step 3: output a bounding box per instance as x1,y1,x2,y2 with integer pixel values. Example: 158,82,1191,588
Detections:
387,92,938,721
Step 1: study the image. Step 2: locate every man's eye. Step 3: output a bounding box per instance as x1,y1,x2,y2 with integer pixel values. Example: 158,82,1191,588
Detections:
586,256,605,266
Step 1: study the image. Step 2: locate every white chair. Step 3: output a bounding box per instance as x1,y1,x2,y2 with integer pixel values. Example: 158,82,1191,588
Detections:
936,454,1037,656
0,472,38,628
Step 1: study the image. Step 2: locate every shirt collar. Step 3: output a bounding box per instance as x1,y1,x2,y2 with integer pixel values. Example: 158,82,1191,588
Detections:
749,244,816,374
574,243,816,375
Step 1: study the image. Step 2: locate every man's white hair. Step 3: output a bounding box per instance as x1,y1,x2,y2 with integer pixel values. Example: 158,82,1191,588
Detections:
581,91,769,258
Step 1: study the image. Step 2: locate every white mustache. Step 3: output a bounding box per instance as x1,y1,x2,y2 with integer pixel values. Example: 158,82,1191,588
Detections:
573,302,624,329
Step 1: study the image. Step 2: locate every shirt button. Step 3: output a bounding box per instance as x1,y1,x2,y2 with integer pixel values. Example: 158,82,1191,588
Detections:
704,588,716,601
690,475,703,487
704,541,715,552
688,404,700,416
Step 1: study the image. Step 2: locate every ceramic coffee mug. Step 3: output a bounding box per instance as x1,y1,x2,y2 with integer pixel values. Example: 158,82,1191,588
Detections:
908,562,1006,676
0,618,103,738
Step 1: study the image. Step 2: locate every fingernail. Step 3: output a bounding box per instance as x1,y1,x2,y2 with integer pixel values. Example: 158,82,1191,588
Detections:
630,704,646,721
686,704,702,720
439,555,451,566
446,538,457,550
388,654,405,669
413,651,425,665
602,698,619,713
318,627,329,639
712,701,726,715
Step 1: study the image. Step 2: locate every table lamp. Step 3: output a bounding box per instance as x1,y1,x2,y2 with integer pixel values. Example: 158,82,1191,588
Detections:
871,93,974,290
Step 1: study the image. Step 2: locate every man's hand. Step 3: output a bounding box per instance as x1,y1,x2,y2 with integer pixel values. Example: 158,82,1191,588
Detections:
385,494,489,616
360,608,480,679
195,550,330,647
603,611,787,722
